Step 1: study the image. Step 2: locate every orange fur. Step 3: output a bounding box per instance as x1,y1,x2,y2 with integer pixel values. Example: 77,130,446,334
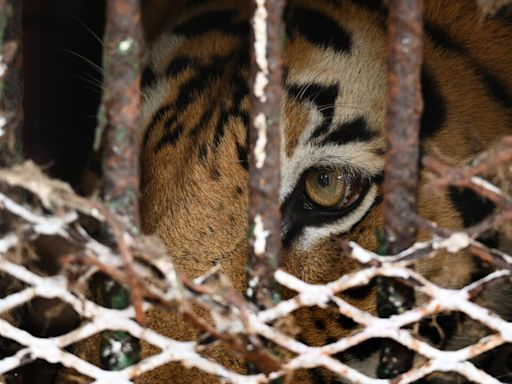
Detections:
58,1,512,382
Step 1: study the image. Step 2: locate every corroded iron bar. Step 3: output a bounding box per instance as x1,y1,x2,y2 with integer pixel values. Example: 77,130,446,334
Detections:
100,0,144,371
0,0,23,168
102,0,144,227
384,0,424,250
247,0,285,308
379,0,424,378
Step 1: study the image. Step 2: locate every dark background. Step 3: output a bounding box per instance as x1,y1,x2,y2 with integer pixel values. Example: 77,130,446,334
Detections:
12,1,105,382
23,0,105,189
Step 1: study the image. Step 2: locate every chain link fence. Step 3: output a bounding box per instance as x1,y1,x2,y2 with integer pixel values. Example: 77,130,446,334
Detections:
1,0,512,383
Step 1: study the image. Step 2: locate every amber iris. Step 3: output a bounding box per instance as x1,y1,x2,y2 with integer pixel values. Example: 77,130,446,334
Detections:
304,169,347,208
304,168,366,209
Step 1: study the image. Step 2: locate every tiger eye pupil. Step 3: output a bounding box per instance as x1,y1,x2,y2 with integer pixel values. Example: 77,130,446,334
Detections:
318,173,330,188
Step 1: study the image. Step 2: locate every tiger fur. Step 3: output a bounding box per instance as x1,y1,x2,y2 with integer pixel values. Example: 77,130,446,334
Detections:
60,0,512,383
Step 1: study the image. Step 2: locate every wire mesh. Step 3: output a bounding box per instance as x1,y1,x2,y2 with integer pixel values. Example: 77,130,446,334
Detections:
1,0,512,383
0,155,511,383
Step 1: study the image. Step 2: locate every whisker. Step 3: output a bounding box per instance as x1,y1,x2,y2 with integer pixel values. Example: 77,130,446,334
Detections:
54,71,103,93
52,47,104,75
72,16,105,47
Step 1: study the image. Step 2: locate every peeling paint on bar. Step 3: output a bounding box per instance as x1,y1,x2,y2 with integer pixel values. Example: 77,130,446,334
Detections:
0,116,6,137
253,214,269,255
253,214,270,256
254,113,267,168
247,0,285,308
253,0,269,102
0,54,6,77
434,232,471,253
470,176,504,196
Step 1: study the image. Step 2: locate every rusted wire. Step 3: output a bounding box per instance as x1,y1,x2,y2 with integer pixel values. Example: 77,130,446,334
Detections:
379,0,424,378
247,0,285,308
1,160,511,383
0,0,22,168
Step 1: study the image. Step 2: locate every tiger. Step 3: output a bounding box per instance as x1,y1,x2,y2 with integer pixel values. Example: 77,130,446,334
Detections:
59,0,512,383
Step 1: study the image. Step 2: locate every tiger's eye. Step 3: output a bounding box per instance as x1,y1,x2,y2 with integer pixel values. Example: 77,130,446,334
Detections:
305,169,346,208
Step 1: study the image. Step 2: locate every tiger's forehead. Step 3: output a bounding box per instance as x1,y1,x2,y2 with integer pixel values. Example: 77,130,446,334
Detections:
281,0,387,200
282,1,386,157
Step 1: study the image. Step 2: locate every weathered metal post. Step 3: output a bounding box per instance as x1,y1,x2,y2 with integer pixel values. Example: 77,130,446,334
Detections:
101,0,144,227
0,0,22,168
99,0,144,371
247,0,285,308
378,0,424,378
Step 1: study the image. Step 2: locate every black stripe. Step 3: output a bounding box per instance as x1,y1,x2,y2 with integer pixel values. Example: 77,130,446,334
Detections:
448,187,495,228
349,0,386,13
310,368,328,384
154,123,184,152
372,172,384,186
143,105,172,146
337,314,358,330
320,116,377,146
493,5,512,19
285,5,352,53
314,318,326,330
344,280,375,300
199,143,208,162
419,313,459,348
174,57,226,112
173,10,248,37
421,68,446,138
213,109,229,149
286,83,339,108
340,339,381,361
231,70,250,112
424,22,512,115
236,142,249,170
475,64,512,110
166,56,200,78
190,105,216,137
286,83,339,139
424,22,467,54
141,65,157,89
236,111,250,128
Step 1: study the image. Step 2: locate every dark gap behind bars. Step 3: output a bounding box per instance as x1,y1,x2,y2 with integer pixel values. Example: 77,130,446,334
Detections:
12,2,105,383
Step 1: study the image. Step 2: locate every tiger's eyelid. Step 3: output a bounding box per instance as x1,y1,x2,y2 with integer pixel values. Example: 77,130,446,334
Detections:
306,163,375,181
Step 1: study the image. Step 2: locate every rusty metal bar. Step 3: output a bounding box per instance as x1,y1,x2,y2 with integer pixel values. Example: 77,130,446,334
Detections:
378,0,424,378
99,0,144,371
247,0,285,308
101,0,144,227
0,0,23,168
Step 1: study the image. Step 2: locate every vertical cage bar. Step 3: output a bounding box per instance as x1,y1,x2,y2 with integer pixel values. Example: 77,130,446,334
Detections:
383,0,424,255
101,0,144,227
99,0,144,371
0,0,23,167
247,0,285,308
378,0,424,378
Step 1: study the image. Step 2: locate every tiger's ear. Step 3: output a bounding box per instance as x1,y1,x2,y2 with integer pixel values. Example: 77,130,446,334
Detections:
142,0,189,42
